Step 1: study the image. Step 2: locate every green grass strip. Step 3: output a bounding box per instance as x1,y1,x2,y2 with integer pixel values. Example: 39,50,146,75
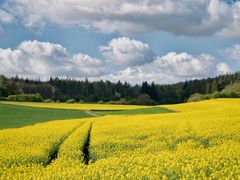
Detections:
0,104,92,129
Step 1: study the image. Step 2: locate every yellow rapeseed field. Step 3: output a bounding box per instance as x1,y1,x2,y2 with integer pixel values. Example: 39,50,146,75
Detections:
0,101,150,111
0,119,83,168
0,99,239,179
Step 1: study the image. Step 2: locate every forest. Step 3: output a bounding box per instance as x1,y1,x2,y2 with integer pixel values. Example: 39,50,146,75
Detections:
1,72,240,105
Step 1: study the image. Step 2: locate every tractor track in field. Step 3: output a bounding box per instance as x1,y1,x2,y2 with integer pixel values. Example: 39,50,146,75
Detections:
46,123,84,166
83,123,93,165
46,122,93,166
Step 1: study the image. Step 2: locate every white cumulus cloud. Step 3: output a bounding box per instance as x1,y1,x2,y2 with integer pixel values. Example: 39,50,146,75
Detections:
218,2,240,39
96,52,232,84
72,53,107,76
0,40,105,79
2,0,240,38
0,39,233,84
0,40,71,78
217,62,232,74
100,37,154,67
222,44,240,62
152,52,216,77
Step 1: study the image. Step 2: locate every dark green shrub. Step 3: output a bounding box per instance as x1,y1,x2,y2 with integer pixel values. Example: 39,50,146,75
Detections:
97,100,104,104
79,99,85,104
131,94,156,105
107,100,116,104
66,99,76,103
115,98,129,105
7,93,43,102
44,99,55,103
187,93,205,102
0,84,7,97
0,97,7,100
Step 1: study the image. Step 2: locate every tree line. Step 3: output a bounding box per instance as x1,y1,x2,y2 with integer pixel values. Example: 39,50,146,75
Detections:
1,72,240,105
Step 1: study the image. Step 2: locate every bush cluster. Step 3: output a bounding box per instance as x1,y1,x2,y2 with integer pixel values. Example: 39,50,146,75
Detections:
7,93,43,102
188,82,240,102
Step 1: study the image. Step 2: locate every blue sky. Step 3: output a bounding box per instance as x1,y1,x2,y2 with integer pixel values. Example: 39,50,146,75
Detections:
0,0,240,84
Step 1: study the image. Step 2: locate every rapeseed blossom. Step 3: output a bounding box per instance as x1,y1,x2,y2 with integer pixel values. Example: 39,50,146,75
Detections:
0,99,239,179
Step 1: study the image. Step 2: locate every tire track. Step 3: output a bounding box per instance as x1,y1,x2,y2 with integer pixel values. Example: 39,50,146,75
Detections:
83,123,93,165
46,123,84,166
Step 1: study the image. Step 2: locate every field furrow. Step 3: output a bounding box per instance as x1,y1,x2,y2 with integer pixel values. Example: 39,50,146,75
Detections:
45,123,84,166
49,121,93,167
82,123,92,165
0,120,83,170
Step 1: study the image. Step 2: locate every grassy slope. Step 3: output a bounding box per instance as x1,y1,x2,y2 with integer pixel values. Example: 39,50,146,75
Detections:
92,107,173,116
0,101,172,129
0,104,92,129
